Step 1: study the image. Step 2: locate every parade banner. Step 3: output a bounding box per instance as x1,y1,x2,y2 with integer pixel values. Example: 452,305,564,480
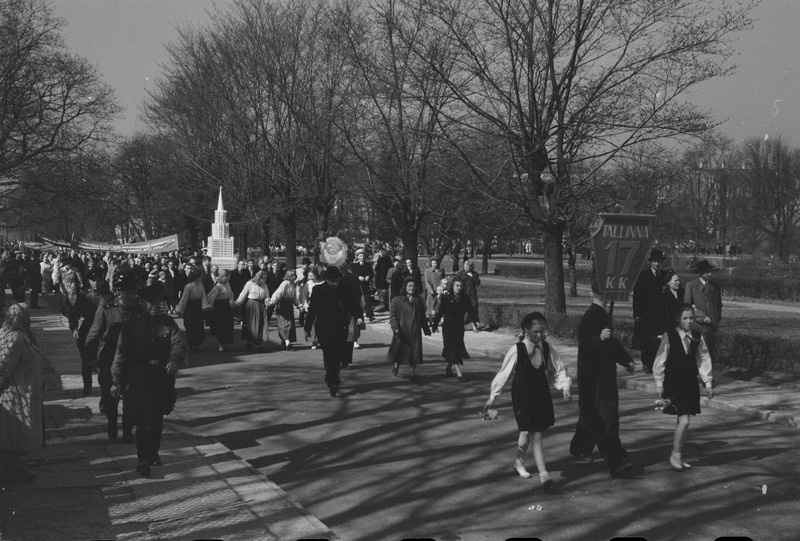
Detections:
590,211,656,302
36,234,179,254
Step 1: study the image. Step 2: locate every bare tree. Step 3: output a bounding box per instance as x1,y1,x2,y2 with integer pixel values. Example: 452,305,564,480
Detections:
404,0,756,316
0,0,119,186
739,135,800,261
332,0,462,262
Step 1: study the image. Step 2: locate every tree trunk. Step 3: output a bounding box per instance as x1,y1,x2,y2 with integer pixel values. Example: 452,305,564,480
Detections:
481,234,491,274
567,248,578,297
281,213,298,269
397,224,419,263
237,226,248,260
185,216,200,252
542,225,567,316
261,220,271,255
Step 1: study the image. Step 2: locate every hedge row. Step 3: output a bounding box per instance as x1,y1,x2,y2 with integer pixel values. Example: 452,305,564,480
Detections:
493,263,593,283
493,263,800,302
478,302,800,376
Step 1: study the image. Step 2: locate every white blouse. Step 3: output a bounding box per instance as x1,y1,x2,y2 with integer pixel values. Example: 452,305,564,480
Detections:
652,329,713,388
488,339,571,401
207,282,234,305
269,280,299,306
176,281,208,313
235,280,270,304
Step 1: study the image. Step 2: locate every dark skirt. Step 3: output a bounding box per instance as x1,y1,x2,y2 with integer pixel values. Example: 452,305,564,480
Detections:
183,298,205,347
242,298,268,346
274,298,297,342
511,354,555,433
663,373,702,416
441,319,469,365
213,299,235,345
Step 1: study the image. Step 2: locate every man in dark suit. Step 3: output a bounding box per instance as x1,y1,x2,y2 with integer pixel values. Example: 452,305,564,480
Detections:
304,266,363,397
570,278,636,477
632,249,669,373
684,259,723,361
351,248,375,321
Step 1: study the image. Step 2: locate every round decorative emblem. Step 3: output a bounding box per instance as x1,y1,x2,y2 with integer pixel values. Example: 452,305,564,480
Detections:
320,236,348,267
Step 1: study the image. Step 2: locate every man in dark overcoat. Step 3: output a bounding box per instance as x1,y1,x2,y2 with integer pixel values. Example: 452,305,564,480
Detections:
351,248,375,321
85,269,140,442
112,283,186,476
569,286,636,477
632,249,669,373
304,266,363,397
683,259,722,361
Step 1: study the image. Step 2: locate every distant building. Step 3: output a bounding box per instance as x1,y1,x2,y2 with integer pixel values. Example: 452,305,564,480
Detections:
207,188,236,270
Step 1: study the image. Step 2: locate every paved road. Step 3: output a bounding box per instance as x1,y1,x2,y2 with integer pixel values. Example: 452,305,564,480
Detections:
172,324,800,541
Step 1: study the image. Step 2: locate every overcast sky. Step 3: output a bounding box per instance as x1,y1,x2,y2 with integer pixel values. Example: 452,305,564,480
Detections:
54,0,800,145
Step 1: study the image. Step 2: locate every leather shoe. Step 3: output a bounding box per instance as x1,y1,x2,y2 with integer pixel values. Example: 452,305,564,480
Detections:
329,386,339,397
570,451,594,463
106,418,118,441
150,455,163,467
136,460,151,476
609,461,633,477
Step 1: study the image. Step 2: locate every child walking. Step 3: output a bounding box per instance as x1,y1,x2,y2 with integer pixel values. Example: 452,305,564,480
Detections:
481,312,571,490
652,305,714,471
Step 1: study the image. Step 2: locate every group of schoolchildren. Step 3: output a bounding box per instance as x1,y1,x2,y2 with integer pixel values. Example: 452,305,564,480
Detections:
480,273,715,491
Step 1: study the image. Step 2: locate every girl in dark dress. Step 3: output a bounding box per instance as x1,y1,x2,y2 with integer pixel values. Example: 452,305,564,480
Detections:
431,277,480,382
175,268,207,352
653,305,714,471
207,269,235,351
481,312,572,491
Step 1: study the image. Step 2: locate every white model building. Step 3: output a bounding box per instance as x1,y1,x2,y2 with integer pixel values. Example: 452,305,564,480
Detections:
207,187,237,270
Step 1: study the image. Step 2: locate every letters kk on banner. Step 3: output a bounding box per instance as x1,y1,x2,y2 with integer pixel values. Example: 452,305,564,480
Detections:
590,213,656,302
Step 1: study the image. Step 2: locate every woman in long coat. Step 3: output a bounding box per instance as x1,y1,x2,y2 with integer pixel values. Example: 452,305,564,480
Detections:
388,276,431,381
234,271,271,351
268,270,300,350
176,268,207,351
657,272,685,336
207,269,236,351
431,277,480,382
0,304,44,483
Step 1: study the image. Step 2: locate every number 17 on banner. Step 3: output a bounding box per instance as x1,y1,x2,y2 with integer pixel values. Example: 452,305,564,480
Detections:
590,212,656,302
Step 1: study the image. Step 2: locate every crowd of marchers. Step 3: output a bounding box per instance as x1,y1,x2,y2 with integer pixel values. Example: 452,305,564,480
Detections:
1,243,722,487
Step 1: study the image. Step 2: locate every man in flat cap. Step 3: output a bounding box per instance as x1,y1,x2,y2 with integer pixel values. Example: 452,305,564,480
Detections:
632,249,669,374
684,259,722,361
112,283,186,476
